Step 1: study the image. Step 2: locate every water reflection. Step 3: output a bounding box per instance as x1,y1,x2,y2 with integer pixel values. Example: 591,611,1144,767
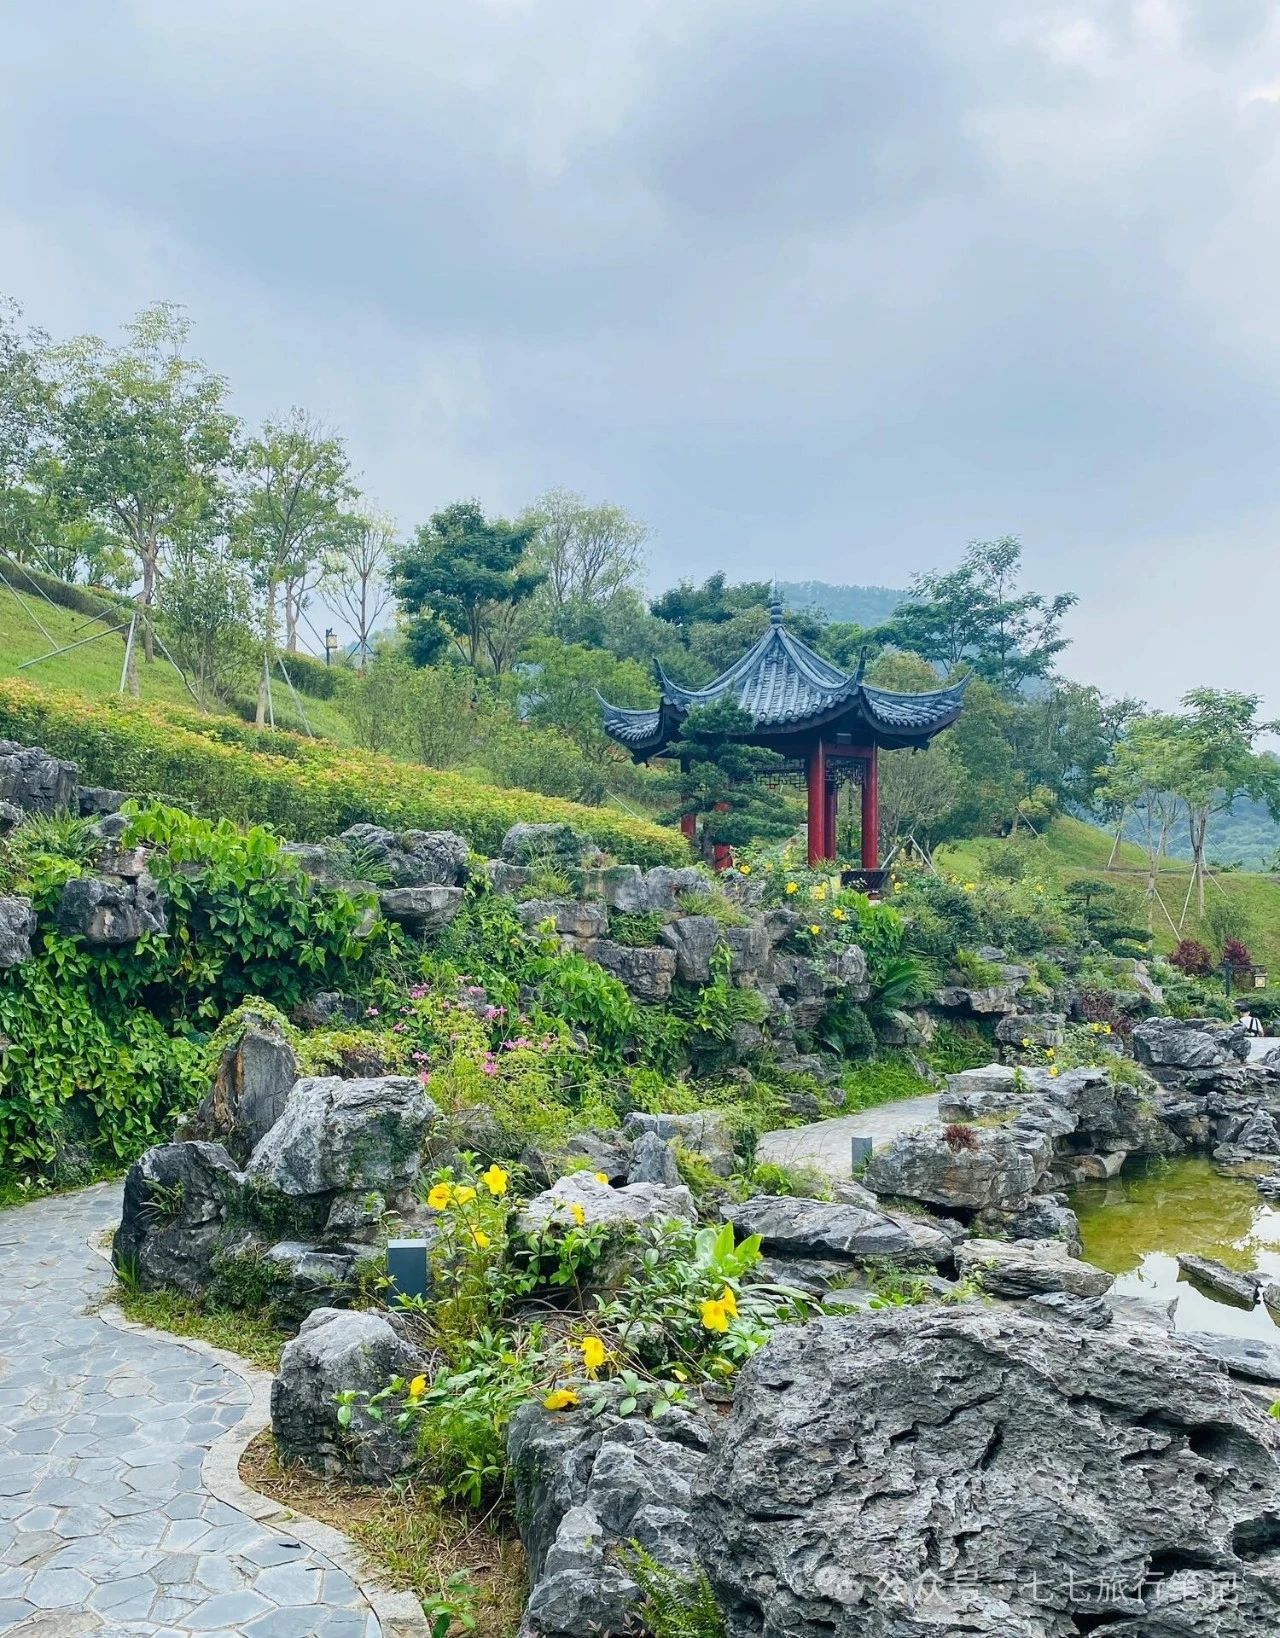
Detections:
1072,1156,1280,1342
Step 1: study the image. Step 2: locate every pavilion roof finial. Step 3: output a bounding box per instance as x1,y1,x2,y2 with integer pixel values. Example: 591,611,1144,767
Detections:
769,577,783,627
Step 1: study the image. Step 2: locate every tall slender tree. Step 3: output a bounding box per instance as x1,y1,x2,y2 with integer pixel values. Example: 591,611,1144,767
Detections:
323,510,397,670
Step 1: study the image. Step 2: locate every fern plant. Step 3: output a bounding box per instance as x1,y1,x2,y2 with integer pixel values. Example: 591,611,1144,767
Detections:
626,1546,726,1638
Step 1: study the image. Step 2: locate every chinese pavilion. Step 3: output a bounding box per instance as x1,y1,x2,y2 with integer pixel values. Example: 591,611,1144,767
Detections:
598,595,967,880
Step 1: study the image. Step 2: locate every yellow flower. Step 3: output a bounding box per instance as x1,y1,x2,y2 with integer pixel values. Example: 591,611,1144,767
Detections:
1021,1037,1031,1049
963,882,976,893
408,1374,427,1398
579,1335,607,1372
739,864,752,876
719,1284,738,1319
481,1164,509,1197
832,907,847,922
811,884,827,901
700,1298,729,1332
1102,1023,1113,1034
593,1171,610,1184
1044,1047,1055,1059
570,1202,586,1227
1049,1066,1060,1077
809,924,823,936
453,1186,477,1205
471,1228,491,1250
785,881,798,895
543,1389,579,1411
426,1183,454,1211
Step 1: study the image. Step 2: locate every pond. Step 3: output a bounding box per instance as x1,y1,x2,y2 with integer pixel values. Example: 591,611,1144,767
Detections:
1072,1156,1280,1342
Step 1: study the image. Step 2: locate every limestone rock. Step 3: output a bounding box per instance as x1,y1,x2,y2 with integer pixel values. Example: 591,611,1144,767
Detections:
986,1194,1082,1253
623,1110,737,1177
1180,1330,1280,1384
0,896,36,968
864,1123,1052,1211
113,1141,244,1295
722,1196,951,1267
0,799,21,834
955,1236,1114,1298
262,1241,365,1325
509,1388,713,1638
501,822,595,865
1024,1290,1113,1328
516,898,609,943
77,785,127,817
1176,1254,1261,1308
695,1307,1280,1637
1133,1016,1251,1085
994,1011,1065,1048
245,1074,437,1200
626,1130,680,1187
340,822,470,886
658,915,722,983
582,938,677,1002
377,884,464,932
184,1012,298,1162
519,1128,635,1189
933,982,1021,1016
280,841,366,890
272,1308,429,1481
604,864,703,915
55,872,167,945
517,1173,695,1235
0,739,77,815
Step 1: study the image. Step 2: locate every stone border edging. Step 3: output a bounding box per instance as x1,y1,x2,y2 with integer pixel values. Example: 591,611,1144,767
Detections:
90,1236,432,1638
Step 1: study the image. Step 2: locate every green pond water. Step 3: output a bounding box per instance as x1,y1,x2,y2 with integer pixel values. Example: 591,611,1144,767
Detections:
1073,1156,1280,1342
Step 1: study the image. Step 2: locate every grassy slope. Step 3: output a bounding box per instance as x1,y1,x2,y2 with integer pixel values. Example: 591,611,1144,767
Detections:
0,583,353,740
938,814,1280,974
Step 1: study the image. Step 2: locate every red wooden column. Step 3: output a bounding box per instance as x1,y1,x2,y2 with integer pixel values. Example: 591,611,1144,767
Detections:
861,745,879,870
807,739,830,865
680,812,697,843
824,777,839,863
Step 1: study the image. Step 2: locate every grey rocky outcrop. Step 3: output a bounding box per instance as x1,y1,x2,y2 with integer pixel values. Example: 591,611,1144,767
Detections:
55,871,167,945
271,1308,429,1482
260,1241,367,1325
0,739,77,815
183,1012,298,1161
864,1122,1052,1211
625,1130,680,1187
0,799,21,834
515,898,608,943
658,914,722,983
340,822,470,886
1180,1330,1280,1384
933,981,1021,1016
77,784,127,817
582,938,677,1002
1176,1253,1261,1308
245,1074,437,1202
517,1173,695,1235
695,1307,1280,1637
509,1388,713,1638
623,1110,738,1177
0,895,36,967
955,1235,1114,1298
723,1195,952,1267
1133,1016,1251,1086
994,1011,1065,1047
113,1141,244,1295
501,822,595,865
377,884,464,933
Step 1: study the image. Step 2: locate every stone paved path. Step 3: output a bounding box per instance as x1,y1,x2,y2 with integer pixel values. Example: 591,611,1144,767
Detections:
0,1184,382,1637
757,1092,940,1180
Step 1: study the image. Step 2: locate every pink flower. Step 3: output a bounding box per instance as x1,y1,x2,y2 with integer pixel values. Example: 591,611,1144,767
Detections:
482,1058,498,1077
418,1071,432,1087
365,1006,380,1017
392,1022,406,1034
411,1050,430,1064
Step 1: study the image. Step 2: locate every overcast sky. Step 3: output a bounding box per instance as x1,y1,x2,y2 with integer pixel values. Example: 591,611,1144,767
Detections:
3,0,1279,711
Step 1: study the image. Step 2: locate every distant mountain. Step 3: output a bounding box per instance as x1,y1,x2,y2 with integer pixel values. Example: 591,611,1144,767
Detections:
778,580,908,627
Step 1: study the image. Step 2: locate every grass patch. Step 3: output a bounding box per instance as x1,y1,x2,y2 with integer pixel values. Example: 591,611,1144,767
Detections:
242,1431,528,1637
841,1057,935,1112
114,1285,288,1371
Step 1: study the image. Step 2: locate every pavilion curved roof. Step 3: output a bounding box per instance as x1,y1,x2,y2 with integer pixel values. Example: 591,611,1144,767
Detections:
599,599,968,759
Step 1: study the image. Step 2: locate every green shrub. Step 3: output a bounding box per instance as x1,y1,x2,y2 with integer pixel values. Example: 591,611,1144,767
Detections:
841,1057,935,1112
928,1020,994,1074
609,910,667,948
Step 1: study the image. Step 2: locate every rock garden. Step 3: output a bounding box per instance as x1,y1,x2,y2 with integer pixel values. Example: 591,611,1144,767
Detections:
5,734,1280,1634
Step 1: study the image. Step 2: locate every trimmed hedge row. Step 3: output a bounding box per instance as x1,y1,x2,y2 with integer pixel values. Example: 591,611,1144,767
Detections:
0,679,688,866
0,555,131,622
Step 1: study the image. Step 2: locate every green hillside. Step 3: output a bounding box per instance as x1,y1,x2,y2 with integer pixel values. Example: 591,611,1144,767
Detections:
938,815,1280,977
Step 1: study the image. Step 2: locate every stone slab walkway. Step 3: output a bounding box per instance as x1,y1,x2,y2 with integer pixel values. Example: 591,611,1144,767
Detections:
757,1092,940,1181
0,1184,383,1637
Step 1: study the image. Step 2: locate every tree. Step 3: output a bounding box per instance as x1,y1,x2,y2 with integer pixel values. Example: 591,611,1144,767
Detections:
393,500,543,673
657,697,795,861
157,536,257,707
891,537,1077,694
522,488,647,609
520,636,655,763
237,410,355,722
867,651,961,855
324,511,396,671
50,303,238,679
1017,681,1144,814
1162,690,1280,917
1094,713,1186,932
0,298,54,556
